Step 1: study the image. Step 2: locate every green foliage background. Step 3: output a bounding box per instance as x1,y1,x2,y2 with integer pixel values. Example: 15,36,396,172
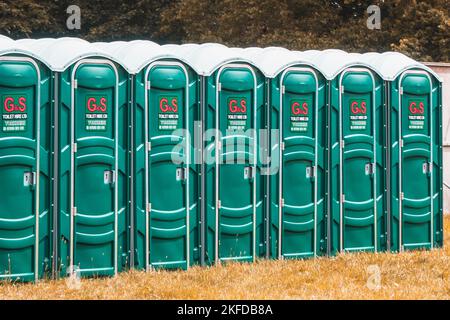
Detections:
0,0,448,61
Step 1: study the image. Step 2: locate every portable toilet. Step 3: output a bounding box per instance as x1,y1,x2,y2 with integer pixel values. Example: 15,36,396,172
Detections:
0,37,53,281
369,52,443,252
34,38,130,277
100,40,202,270
317,50,387,254
249,47,329,259
182,44,267,264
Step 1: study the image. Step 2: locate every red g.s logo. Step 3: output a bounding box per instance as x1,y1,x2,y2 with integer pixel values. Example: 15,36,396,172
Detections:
229,98,247,113
351,101,367,114
159,97,178,113
409,101,424,114
4,96,26,113
87,97,107,112
291,101,308,115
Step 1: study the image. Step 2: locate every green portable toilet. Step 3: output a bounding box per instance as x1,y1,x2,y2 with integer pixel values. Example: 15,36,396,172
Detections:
369,53,443,251
99,41,202,270
0,38,53,281
36,38,130,277
249,48,328,259
321,50,387,254
182,44,267,264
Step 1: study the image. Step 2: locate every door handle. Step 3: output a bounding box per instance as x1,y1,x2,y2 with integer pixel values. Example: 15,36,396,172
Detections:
365,163,375,176
176,167,187,183
104,170,116,187
24,171,36,190
244,166,255,182
306,166,316,180
422,162,432,176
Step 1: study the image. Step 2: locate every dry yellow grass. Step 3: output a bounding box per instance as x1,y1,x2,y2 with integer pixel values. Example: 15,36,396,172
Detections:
1,216,449,300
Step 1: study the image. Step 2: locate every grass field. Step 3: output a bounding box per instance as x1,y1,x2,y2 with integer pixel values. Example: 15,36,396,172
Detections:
1,216,448,300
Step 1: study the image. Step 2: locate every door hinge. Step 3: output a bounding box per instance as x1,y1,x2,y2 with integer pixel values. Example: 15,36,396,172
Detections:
281,85,285,94
400,139,404,148
73,80,78,89
72,207,77,216
72,143,77,153
340,140,345,149
400,192,404,200
340,86,345,94
281,198,285,207
280,141,285,151
217,200,221,209
341,194,345,203
217,83,222,91
217,140,222,150
146,81,151,90
146,141,152,152
399,87,404,95
147,203,152,213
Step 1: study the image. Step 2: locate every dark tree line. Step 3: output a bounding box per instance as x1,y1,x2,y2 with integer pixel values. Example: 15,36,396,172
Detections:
0,0,448,61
